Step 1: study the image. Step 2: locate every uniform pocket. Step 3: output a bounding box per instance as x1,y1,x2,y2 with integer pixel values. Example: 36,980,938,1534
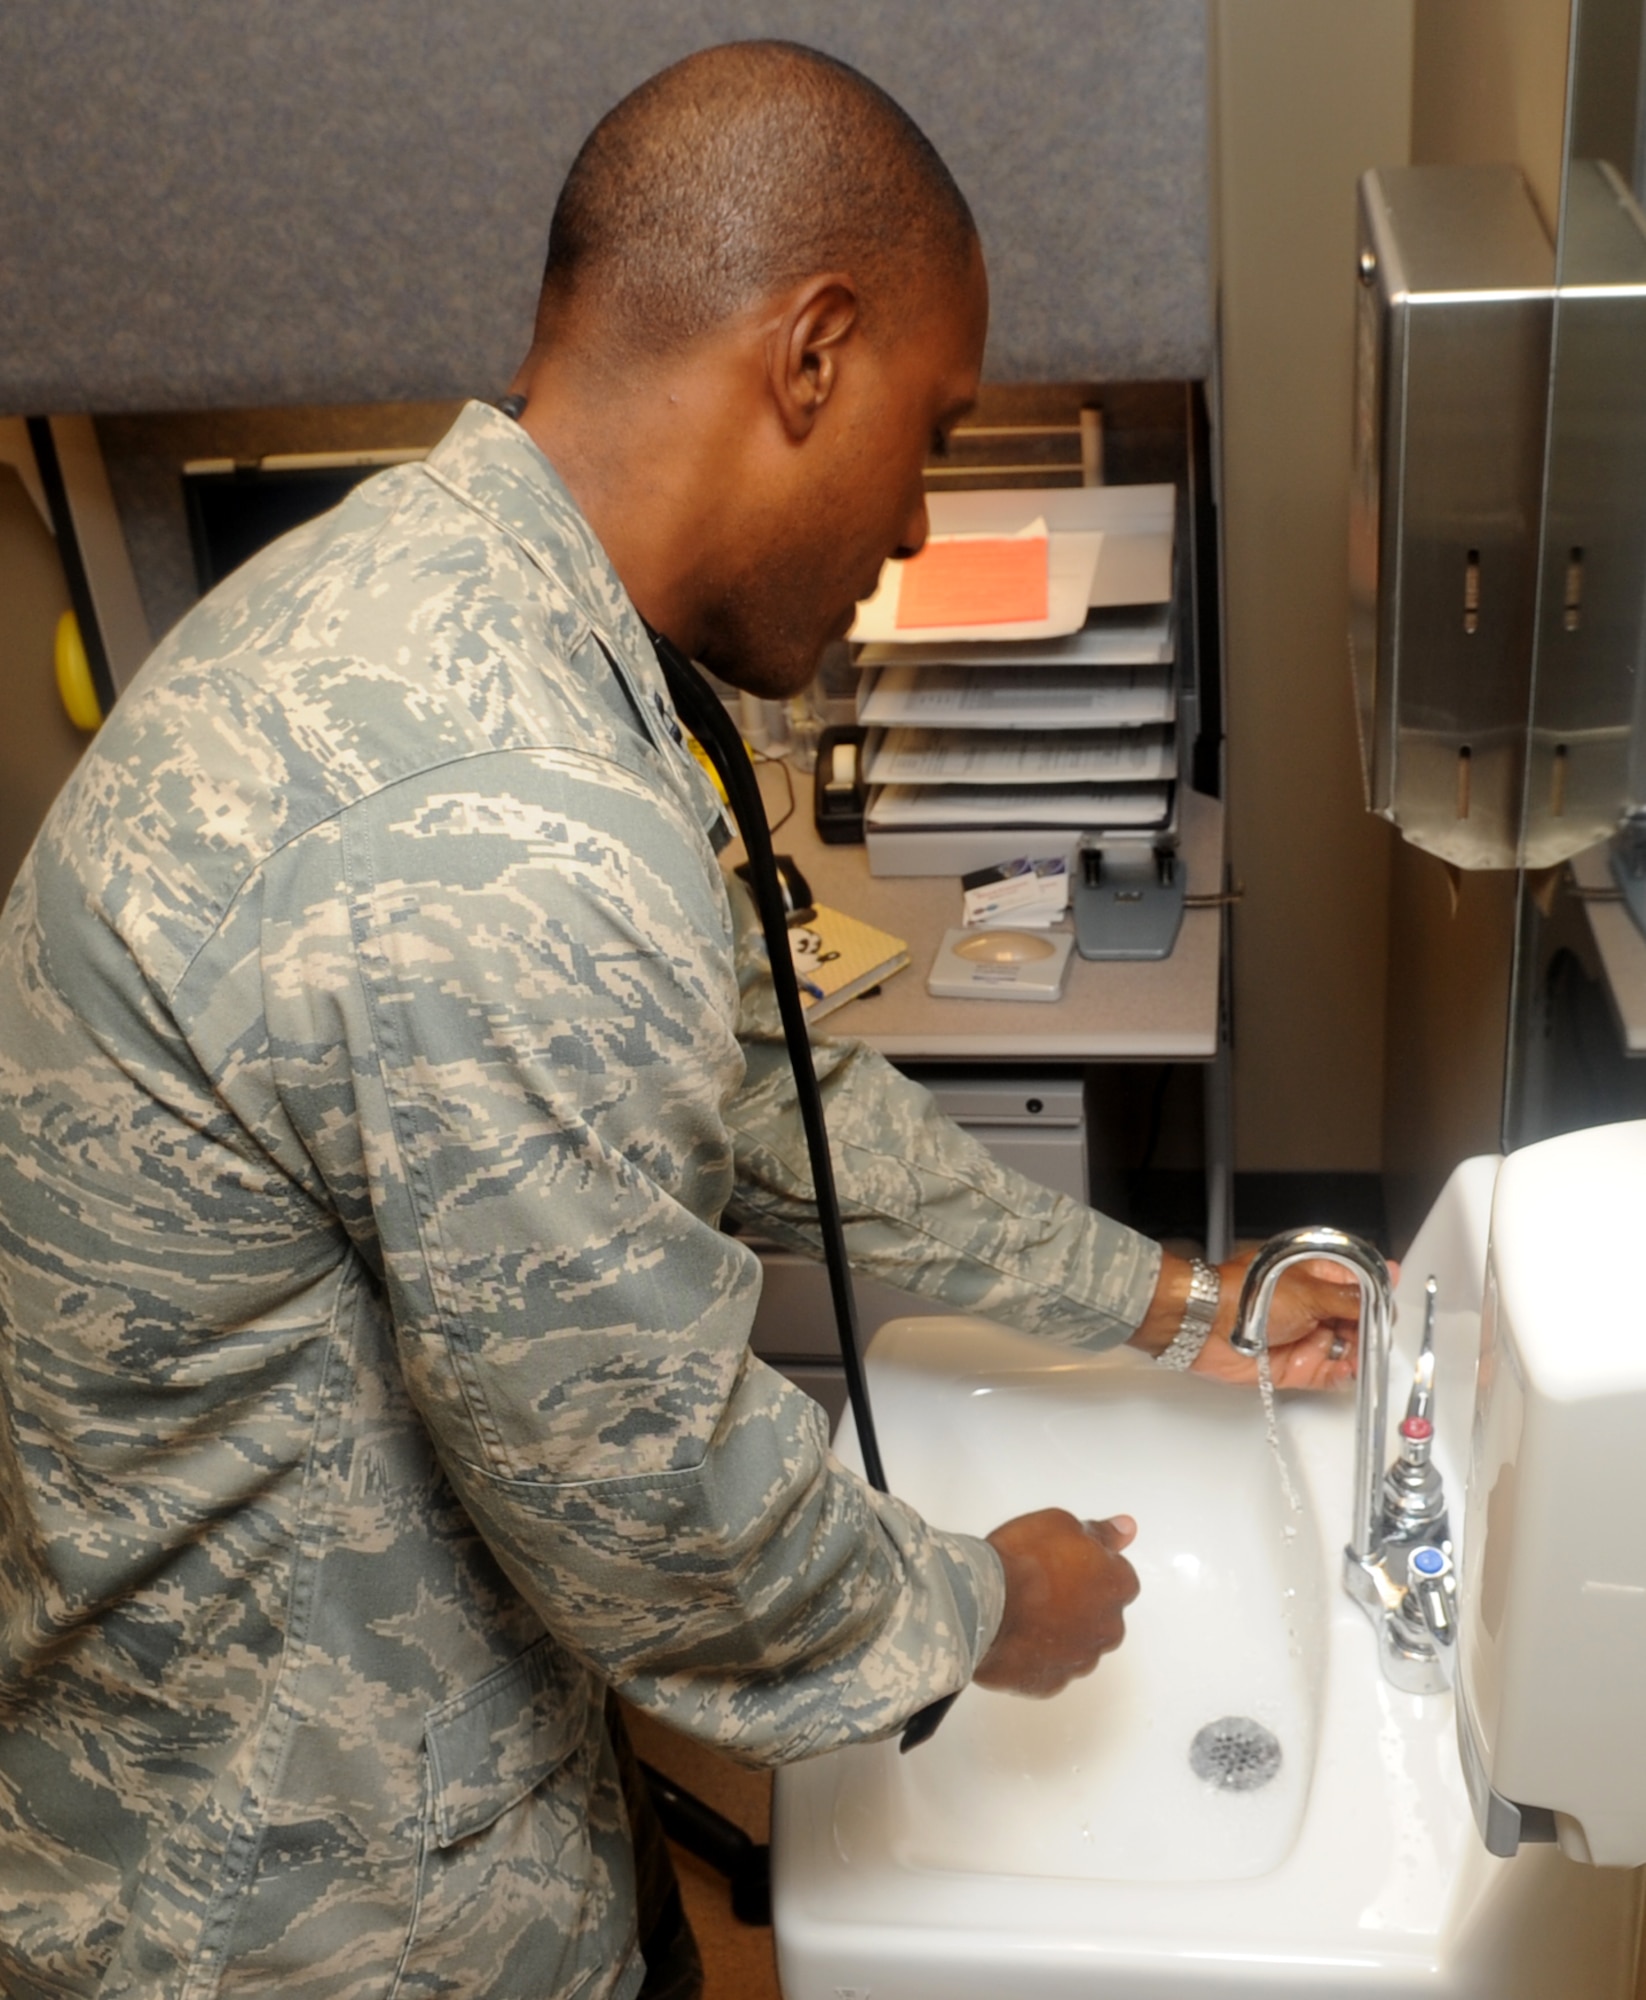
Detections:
424,1633,595,1848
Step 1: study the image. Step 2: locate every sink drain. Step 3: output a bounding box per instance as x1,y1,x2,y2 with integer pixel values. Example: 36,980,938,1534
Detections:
1189,1716,1283,1792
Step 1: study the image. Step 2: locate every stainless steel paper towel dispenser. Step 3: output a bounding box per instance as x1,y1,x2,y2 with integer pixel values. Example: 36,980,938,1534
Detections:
1348,165,1554,869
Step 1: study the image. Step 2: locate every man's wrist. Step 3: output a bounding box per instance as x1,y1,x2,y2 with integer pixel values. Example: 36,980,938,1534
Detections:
1127,1250,1227,1361
969,1534,1009,1675
1153,1257,1220,1369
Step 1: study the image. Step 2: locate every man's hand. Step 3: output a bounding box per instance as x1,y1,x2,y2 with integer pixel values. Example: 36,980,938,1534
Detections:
1129,1251,1381,1390
972,1509,1139,1698
1191,1253,1370,1389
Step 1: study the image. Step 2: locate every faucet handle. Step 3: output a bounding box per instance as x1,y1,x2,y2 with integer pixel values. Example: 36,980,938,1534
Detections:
1403,1276,1439,1427
1380,1277,1450,1550
1407,1544,1457,1652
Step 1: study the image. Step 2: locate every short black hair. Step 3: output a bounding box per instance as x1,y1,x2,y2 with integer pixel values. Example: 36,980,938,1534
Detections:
538,40,977,355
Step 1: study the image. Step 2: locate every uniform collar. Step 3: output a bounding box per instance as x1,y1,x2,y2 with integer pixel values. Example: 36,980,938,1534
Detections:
421,401,669,699
422,401,724,827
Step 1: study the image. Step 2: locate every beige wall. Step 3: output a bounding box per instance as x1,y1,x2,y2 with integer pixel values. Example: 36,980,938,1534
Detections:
1381,844,1518,1251
1214,1,1413,1173
1412,0,1573,232
0,463,87,898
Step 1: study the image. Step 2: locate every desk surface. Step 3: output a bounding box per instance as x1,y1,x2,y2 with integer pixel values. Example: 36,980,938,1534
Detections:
728,783,1225,1062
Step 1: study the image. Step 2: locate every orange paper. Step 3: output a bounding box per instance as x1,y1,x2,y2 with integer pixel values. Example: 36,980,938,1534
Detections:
894,535,1049,630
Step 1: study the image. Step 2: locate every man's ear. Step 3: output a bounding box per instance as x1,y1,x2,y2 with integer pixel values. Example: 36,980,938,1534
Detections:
768,276,859,441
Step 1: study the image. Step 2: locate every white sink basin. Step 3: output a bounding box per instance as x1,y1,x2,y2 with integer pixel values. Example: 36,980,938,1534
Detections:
829,1333,1324,1888
772,1159,1645,1998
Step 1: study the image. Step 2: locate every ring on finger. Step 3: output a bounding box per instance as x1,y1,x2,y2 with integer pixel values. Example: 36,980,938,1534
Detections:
1329,1334,1348,1360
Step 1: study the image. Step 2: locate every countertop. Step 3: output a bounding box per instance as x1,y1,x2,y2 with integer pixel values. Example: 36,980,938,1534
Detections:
724,779,1225,1062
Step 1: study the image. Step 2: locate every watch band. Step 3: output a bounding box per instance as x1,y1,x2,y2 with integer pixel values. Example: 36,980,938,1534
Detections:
1155,1257,1220,1370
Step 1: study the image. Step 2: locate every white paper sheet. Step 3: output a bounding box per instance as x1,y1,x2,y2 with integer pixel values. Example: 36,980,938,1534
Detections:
925,485,1174,608
864,727,1173,786
927,484,1174,536
867,782,1171,828
854,602,1173,670
857,663,1175,730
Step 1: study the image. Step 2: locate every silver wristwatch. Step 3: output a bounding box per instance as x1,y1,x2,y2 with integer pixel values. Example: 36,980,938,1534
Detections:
1155,1257,1220,1370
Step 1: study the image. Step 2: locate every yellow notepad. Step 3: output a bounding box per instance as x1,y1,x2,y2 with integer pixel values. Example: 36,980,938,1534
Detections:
787,905,910,1020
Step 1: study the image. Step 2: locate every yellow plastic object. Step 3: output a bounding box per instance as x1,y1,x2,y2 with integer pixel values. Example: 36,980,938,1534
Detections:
54,610,103,732
686,733,729,801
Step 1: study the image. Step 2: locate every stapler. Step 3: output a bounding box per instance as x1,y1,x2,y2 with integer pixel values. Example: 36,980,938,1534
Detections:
814,725,869,844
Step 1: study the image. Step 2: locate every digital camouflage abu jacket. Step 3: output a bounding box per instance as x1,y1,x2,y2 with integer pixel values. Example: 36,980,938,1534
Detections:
0,402,1160,1999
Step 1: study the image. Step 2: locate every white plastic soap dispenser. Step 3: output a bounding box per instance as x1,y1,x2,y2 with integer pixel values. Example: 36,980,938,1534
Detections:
1459,1119,1646,1865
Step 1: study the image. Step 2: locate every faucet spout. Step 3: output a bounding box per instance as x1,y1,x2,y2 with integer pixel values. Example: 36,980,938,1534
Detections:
1232,1226,1393,1595
1232,1227,1452,1692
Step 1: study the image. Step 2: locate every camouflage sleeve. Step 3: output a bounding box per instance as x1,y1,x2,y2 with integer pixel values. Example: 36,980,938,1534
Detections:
721,875,1163,1343
265,744,1003,1765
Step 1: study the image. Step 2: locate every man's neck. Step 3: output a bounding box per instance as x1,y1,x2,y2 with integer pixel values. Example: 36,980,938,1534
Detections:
513,343,761,658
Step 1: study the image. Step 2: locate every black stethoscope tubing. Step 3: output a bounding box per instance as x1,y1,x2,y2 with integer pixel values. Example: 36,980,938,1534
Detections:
652,638,957,1752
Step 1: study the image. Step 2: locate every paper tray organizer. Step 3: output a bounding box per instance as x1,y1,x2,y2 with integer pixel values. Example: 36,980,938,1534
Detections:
850,475,1188,910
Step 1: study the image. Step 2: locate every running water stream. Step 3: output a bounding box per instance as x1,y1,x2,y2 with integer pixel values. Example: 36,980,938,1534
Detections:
1255,1344,1304,1525
1255,1343,1307,1669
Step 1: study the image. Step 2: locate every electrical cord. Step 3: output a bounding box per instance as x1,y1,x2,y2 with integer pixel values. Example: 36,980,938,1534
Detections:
747,744,795,835
652,635,958,1754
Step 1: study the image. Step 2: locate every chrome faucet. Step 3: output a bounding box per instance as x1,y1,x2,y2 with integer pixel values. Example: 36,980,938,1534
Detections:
1230,1228,1456,1695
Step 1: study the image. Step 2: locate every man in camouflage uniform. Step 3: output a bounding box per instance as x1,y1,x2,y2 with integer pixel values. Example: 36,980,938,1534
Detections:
0,41,1360,2000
